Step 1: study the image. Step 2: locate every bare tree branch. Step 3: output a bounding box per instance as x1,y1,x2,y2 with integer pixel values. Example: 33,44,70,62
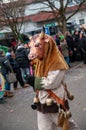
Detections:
66,0,86,21
0,0,25,41
31,0,86,34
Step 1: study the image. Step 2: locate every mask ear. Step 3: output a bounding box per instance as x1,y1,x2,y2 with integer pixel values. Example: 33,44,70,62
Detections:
28,35,32,40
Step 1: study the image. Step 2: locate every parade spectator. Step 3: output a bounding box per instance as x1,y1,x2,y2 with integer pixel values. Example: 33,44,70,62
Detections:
15,43,30,84
73,30,80,50
59,35,70,67
65,31,75,61
6,48,28,89
79,32,86,51
57,31,63,38
55,33,60,46
72,30,80,61
55,33,62,52
0,50,13,97
80,24,86,35
55,31,64,52
11,38,17,52
78,32,86,63
24,41,34,76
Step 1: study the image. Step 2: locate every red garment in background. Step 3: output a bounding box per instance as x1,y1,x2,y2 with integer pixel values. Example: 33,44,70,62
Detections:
12,41,17,48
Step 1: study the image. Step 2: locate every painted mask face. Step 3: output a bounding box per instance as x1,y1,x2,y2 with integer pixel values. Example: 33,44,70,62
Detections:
28,34,48,60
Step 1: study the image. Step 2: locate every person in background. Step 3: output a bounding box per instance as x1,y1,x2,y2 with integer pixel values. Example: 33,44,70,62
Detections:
24,41,34,76
55,31,65,52
72,30,80,58
79,32,86,52
80,24,86,35
65,31,75,62
55,33,61,51
78,32,86,60
11,38,17,52
59,35,70,67
15,43,30,85
6,48,28,90
0,50,13,97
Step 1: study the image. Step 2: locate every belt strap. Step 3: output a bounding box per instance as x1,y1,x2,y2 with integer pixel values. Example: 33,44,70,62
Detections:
46,90,66,110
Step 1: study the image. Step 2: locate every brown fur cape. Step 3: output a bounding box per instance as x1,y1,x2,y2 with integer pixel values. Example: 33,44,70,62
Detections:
34,33,69,77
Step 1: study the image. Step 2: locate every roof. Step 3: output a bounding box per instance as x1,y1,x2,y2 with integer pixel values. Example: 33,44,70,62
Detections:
66,3,86,13
25,0,34,4
0,3,86,25
24,11,54,22
24,3,86,23
23,3,86,23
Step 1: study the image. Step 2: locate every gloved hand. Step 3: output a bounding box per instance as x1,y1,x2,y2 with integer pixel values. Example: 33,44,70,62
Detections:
24,75,44,90
35,77,44,90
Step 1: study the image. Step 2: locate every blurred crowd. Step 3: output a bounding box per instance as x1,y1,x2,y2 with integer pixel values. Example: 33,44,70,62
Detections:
54,26,86,66
0,41,33,103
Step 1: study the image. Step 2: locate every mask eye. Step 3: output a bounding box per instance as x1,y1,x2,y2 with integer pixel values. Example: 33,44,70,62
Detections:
34,43,40,47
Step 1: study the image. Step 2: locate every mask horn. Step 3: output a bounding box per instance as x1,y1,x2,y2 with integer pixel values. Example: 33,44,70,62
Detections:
39,26,45,39
28,35,32,40
40,31,45,39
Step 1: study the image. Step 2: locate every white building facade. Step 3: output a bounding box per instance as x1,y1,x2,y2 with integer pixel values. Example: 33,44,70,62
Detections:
0,0,86,34
21,0,86,33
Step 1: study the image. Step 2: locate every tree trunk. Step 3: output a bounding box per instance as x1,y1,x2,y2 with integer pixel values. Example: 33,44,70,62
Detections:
61,19,67,36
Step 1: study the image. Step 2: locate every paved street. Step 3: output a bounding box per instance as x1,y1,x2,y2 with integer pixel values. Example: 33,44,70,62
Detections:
0,62,86,130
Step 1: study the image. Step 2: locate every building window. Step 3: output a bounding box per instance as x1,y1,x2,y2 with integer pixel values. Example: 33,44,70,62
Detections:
75,0,85,4
75,0,80,3
79,19,85,25
68,0,72,2
68,0,73,6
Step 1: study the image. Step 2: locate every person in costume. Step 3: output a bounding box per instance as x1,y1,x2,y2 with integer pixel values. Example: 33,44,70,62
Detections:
0,50,13,97
0,72,5,102
25,32,80,130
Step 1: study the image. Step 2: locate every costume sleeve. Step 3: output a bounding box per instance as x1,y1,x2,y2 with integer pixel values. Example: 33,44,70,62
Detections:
35,70,65,90
41,70,65,89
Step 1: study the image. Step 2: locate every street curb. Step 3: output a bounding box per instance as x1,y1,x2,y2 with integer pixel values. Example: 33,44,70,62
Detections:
70,62,84,69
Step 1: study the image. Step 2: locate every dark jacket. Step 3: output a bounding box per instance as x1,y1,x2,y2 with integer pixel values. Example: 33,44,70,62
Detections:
79,36,86,49
15,47,30,68
55,37,60,46
0,55,11,75
73,34,80,49
6,54,19,70
79,36,86,53
66,36,74,51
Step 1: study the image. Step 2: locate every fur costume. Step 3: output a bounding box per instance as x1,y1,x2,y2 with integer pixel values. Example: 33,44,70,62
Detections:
34,33,69,77
27,32,79,130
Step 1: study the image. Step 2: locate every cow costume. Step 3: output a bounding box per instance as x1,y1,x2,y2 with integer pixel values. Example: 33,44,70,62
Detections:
26,32,80,130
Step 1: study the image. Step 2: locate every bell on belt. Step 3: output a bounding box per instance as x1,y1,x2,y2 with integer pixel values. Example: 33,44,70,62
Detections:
66,110,72,119
45,98,53,106
31,96,39,110
33,97,39,103
64,83,74,101
67,93,74,101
